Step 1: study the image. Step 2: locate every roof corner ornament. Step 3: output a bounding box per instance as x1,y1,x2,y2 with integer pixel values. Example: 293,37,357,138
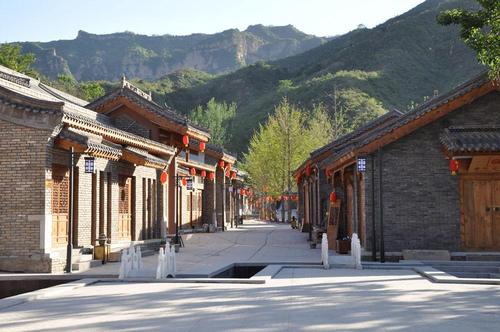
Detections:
121,74,127,87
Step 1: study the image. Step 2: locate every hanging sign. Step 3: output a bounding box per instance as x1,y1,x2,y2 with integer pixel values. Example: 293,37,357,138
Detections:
357,157,366,172
84,157,95,173
186,177,193,191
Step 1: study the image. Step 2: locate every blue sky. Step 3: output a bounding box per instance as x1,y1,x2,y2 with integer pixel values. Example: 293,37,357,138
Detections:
0,0,425,42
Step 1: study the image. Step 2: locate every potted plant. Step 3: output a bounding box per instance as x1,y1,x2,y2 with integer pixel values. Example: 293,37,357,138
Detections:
337,236,351,254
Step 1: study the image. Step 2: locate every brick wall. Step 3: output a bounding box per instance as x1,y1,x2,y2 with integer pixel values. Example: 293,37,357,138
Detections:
364,91,500,253
0,118,52,271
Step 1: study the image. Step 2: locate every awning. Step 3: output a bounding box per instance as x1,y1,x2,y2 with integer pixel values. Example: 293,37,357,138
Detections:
440,126,500,154
122,146,170,169
56,127,122,160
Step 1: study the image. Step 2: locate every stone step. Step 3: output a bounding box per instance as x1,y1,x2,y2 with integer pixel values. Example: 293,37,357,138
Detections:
433,265,500,273
424,260,500,266
451,272,493,278
72,259,102,272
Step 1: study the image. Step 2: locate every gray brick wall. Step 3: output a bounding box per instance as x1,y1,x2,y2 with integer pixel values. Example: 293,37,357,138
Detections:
364,91,500,253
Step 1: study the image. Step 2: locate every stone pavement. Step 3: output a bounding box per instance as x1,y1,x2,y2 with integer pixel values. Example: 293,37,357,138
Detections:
1,267,500,331
79,220,322,277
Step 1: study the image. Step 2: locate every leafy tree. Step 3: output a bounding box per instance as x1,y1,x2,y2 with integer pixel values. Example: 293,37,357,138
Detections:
80,82,105,101
437,0,500,79
242,98,333,201
0,43,38,77
190,98,236,147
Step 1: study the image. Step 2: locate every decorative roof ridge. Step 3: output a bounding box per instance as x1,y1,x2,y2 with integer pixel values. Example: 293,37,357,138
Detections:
121,75,152,101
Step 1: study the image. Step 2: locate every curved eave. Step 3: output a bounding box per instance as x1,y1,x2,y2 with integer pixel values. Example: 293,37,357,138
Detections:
177,159,216,172
63,113,176,157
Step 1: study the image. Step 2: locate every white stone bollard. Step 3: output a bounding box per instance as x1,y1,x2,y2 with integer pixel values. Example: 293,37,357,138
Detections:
351,233,362,270
131,246,139,271
321,233,329,269
136,246,144,270
156,247,165,279
118,249,127,279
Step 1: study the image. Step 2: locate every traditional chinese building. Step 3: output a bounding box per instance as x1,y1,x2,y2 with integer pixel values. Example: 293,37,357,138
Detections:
295,73,500,259
0,66,239,273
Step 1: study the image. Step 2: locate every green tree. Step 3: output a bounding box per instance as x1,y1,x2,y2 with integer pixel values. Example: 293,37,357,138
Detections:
190,98,237,147
242,98,333,202
80,82,105,101
437,0,500,79
334,88,386,129
0,43,38,77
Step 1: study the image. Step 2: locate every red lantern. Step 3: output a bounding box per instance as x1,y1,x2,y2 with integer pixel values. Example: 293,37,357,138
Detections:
283,195,288,201
182,135,189,147
449,159,459,175
190,168,196,176
201,170,207,178
231,171,236,179
208,172,215,181
329,191,337,204
181,177,187,186
160,171,168,185
199,141,206,152
219,160,225,169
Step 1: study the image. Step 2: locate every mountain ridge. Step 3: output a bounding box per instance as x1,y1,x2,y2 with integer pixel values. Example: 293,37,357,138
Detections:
17,25,327,81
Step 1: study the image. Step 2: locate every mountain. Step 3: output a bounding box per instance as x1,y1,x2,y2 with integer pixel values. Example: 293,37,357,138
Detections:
18,25,327,81
155,0,484,154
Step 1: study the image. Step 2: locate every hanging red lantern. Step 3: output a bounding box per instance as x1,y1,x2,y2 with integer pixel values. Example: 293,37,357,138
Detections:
231,171,236,179
182,135,189,147
160,171,168,185
329,191,337,204
181,177,187,186
199,141,206,152
449,159,459,175
208,172,215,181
200,170,207,178
219,160,225,169
190,168,196,176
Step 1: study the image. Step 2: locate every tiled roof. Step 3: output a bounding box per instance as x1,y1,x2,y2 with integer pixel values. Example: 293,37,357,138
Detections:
123,146,170,168
440,126,500,153
310,109,403,159
356,72,490,149
59,127,123,160
319,72,493,169
86,84,210,136
0,65,176,157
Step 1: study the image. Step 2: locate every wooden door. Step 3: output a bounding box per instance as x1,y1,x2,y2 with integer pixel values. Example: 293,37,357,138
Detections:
462,178,500,250
118,176,132,240
52,166,69,247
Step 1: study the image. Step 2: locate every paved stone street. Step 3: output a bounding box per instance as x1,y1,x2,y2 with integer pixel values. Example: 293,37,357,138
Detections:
1,267,500,331
80,220,321,277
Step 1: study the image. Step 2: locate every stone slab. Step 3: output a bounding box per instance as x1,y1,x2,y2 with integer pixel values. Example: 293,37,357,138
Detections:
402,249,451,261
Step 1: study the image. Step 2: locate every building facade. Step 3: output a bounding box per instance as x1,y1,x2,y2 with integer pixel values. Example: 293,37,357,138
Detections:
295,73,500,258
0,66,240,273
